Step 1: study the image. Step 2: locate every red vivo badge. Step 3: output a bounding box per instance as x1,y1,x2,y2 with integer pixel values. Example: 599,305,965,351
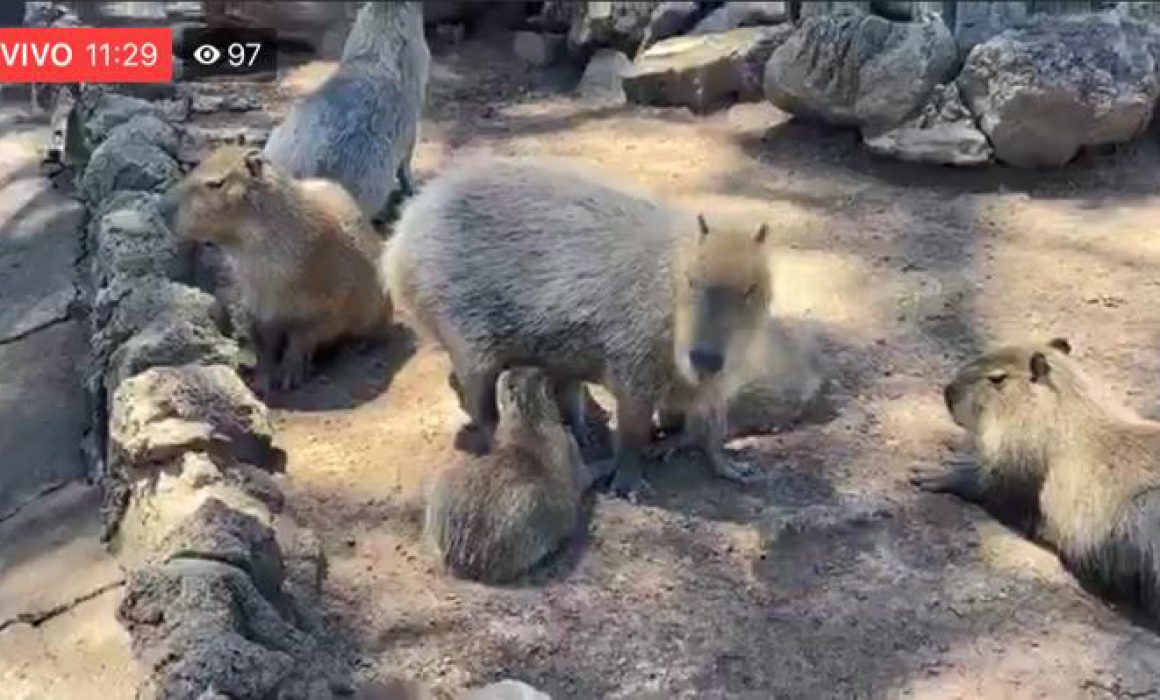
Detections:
0,27,173,83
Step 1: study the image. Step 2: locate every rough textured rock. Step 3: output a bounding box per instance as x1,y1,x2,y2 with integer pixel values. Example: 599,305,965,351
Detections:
109,364,273,470
114,451,278,562
958,11,1160,168
513,31,566,66
625,26,793,112
89,192,188,287
691,2,787,35
638,1,701,51
862,83,993,166
800,1,870,18
953,1,1029,56
763,11,957,134
117,558,349,700
578,49,632,106
568,1,661,54
106,314,240,392
92,280,224,369
81,135,180,203
83,92,187,148
465,680,552,700
161,498,284,600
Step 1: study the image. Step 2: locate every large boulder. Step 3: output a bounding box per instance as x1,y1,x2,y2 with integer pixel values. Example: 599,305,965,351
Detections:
578,49,632,106
690,2,787,35
89,192,189,288
763,11,957,134
625,25,793,113
863,83,993,166
567,1,661,55
952,1,1029,56
638,1,701,52
958,11,1160,168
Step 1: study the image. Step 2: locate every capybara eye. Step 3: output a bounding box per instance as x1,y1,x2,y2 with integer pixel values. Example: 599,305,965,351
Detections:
205,178,224,190
988,372,1007,386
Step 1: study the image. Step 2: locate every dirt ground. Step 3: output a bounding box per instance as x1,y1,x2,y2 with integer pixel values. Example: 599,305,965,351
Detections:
247,39,1160,699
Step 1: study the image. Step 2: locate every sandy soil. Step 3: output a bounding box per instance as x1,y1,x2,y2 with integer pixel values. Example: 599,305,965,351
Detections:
255,40,1160,698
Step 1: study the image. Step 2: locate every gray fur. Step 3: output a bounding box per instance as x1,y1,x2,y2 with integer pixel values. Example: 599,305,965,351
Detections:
385,157,771,498
263,1,429,221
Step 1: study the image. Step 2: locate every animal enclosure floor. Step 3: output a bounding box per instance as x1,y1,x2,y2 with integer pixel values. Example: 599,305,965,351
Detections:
265,40,1160,698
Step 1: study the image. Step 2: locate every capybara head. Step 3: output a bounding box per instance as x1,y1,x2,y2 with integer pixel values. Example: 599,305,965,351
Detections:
674,214,773,385
161,146,271,246
943,338,1077,468
496,367,564,427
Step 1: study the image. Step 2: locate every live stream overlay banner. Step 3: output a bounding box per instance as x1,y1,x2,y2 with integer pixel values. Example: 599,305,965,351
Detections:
0,27,277,83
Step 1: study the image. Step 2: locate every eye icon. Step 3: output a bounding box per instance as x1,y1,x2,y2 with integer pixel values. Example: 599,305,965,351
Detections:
192,44,222,66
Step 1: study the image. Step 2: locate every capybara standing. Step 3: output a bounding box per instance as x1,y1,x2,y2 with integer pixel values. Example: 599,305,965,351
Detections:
425,367,607,583
263,1,429,222
384,157,773,500
913,338,1160,625
163,146,391,391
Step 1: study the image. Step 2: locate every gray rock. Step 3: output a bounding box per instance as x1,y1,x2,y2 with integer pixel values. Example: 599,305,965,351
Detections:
691,2,787,35
625,25,793,113
109,364,274,470
862,83,993,166
638,1,701,51
569,1,661,54
513,31,566,66
578,49,632,106
107,114,181,156
106,313,240,393
92,279,223,367
81,136,180,203
953,1,1029,57
958,11,1160,168
117,558,349,700
800,1,869,18
763,11,957,134
161,498,285,600
188,92,262,115
89,192,188,287
466,680,552,700
83,92,187,148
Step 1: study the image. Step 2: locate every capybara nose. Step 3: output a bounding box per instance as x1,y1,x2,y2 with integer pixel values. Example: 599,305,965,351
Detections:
943,384,958,413
689,348,724,376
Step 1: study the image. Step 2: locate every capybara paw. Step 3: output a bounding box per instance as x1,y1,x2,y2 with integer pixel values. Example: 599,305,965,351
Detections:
713,454,762,483
609,471,654,504
909,466,952,492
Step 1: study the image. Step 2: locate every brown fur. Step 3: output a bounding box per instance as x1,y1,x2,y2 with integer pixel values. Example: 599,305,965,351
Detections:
424,367,604,584
164,145,391,390
914,338,1160,624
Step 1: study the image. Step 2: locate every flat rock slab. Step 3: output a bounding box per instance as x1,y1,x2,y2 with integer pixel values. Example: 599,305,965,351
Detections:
0,320,89,517
0,582,139,700
0,483,123,624
0,484,136,698
0,131,84,343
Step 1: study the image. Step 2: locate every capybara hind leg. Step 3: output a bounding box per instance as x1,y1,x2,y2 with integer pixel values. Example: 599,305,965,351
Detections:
609,393,655,503
277,324,323,391
453,364,500,455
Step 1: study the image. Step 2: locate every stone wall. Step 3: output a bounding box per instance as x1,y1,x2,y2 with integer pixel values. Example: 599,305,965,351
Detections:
71,85,349,700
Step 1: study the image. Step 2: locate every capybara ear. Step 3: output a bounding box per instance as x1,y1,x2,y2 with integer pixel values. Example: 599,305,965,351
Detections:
1048,337,1072,355
754,223,769,244
697,213,710,239
1030,351,1051,383
243,149,264,178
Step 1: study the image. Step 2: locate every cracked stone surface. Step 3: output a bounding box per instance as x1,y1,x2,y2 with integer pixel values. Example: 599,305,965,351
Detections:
0,126,84,344
0,110,90,517
0,483,139,698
